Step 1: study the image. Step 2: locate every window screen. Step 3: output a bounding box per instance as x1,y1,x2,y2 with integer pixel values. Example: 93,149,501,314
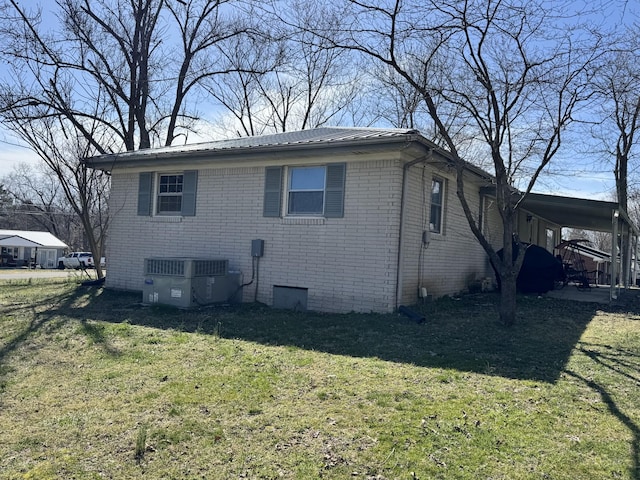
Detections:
288,166,326,215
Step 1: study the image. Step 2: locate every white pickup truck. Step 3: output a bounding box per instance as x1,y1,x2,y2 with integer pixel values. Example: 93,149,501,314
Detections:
57,252,106,270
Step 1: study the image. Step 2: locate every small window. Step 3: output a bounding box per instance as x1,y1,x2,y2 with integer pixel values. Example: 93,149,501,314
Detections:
157,174,183,215
288,166,326,215
430,177,444,234
138,171,197,217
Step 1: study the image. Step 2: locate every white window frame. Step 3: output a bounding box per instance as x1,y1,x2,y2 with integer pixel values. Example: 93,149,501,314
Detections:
430,176,445,234
286,165,327,216
156,173,184,215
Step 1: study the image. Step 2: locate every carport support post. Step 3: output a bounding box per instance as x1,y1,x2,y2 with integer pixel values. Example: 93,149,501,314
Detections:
611,210,619,301
620,224,627,289
634,235,639,287
624,225,632,288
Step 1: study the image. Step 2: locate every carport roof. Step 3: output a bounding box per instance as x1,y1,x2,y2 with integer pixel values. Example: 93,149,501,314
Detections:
521,193,638,234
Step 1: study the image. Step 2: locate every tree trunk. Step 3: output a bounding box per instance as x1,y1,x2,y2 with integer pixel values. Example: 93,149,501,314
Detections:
499,269,517,326
497,201,520,327
616,153,628,211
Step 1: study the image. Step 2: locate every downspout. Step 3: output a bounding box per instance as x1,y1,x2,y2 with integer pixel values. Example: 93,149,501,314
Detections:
395,151,432,310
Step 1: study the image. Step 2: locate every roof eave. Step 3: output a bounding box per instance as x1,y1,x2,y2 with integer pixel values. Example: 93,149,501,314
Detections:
83,130,496,184
85,133,433,171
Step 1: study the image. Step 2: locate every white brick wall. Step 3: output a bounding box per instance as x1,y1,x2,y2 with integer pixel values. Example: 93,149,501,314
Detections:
105,152,504,312
398,165,503,304
106,159,403,313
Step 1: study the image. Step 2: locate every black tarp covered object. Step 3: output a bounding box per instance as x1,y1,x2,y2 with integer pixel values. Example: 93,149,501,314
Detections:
494,243,565,294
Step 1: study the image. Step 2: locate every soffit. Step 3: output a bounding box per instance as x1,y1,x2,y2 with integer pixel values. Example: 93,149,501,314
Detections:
521,193,624,233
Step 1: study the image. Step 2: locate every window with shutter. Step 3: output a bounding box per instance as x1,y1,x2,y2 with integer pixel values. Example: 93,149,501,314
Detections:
264,167,283,217
137,172,153,216
181,170,197,216
325,163,345,218
275,163,345,218
137,170,197,217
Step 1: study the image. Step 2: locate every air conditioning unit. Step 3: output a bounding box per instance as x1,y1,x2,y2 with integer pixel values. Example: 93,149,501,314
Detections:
142,257,242,308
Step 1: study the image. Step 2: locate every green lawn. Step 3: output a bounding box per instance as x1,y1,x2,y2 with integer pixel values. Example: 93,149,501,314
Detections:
1,279,638,479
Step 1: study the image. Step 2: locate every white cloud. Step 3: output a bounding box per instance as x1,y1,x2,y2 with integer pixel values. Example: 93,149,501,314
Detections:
0,137,41,177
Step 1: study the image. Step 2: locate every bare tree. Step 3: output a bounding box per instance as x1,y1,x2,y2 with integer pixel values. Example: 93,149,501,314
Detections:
368,64,495,172
207,0,363,136
627,188,640,229
567,229,612,253
591,28,640,211
0,109,111,277
298,0,601,325
204,32,285,136
0,163,81,244
0,0,254,278
0,183,20,228
368,64,425,130
162,0,254,145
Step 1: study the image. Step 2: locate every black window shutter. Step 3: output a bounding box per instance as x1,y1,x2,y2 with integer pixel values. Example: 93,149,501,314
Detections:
263,167,283,217
325,163,346,218
181,170,198,216
137,172,153,216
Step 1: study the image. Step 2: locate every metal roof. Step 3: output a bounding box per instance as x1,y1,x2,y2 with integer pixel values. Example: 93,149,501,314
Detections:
555,239,611,261
84,126,637,235
85,126,500,187
520,193,635,234
0,230,68,249
86,127,425,166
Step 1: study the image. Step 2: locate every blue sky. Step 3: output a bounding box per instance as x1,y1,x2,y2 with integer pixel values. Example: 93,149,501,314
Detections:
0,0,637,202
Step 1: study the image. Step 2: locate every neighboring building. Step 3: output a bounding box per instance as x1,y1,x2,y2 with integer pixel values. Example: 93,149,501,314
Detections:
84,127,568,313
556,239,611,285
0,229,68,268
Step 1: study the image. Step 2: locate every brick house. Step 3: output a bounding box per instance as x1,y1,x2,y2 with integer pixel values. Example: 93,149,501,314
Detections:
86,127,566,313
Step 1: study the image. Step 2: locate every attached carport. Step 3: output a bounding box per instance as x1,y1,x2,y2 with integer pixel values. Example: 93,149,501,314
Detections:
521,193,639,301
